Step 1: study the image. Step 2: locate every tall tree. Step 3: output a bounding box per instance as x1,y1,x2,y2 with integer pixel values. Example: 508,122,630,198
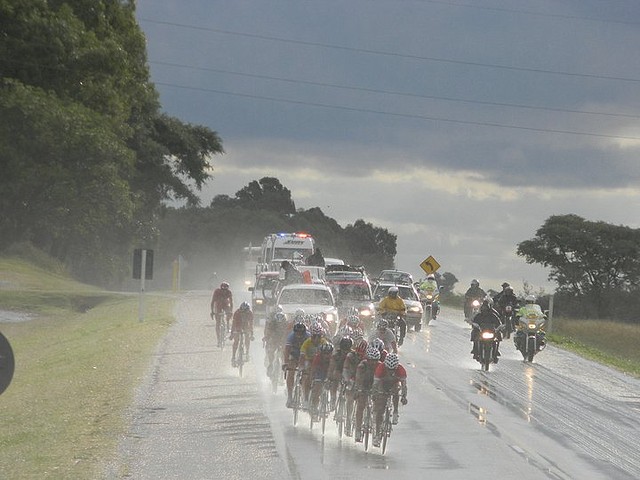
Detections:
233,177,296,214
344,219,396,274
517,214,640,317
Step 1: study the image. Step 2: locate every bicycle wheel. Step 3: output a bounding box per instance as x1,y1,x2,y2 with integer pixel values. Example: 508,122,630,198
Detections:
320,388,329,435
381,400,392,454
335,390,346,438
271,354,281,393
292,383,300,426
215,314,224,350
237,334,245,378
363,400,371,451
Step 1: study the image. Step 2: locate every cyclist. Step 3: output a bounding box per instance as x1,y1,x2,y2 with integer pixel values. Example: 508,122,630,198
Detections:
328,336,353,411
263,311,288,377
285,308,307,331
368,320,397,353
309,342,334,420
298,323,328,409
210,281,233,346
377,286,407,346
353,345,382,443
372,353,407,447
230,302,254,367
283,322,310,408
369,337,388,362
341,337,368,437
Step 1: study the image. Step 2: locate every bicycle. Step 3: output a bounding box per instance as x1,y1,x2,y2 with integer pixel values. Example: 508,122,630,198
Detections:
214,308,230,349
310,380,331,435
334,381,347,438
268,346,282,394
361,392,374,451
380,394,394,454
235,330,245,377
291,369,304,426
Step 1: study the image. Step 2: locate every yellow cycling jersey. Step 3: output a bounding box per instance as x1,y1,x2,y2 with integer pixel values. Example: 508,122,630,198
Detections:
378,296,406,314
300,337,327,359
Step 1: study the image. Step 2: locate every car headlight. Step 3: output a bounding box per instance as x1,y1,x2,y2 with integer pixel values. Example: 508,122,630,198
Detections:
325,313,337,323
255,299,263,305
359,308,372,317
408,306,421,313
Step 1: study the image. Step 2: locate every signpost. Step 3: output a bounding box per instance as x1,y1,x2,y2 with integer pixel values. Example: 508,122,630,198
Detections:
420,255,441,275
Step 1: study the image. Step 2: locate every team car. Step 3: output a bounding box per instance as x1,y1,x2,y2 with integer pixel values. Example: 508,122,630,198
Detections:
372,281,424,331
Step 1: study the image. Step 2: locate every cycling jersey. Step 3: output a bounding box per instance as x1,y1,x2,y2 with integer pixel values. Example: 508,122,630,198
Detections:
373,363,407,394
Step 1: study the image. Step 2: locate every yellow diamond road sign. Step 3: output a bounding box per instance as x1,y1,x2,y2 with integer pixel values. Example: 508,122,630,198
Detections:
420,255,441,275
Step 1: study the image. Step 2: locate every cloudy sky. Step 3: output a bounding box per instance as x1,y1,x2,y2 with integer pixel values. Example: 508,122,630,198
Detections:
136,0,640,294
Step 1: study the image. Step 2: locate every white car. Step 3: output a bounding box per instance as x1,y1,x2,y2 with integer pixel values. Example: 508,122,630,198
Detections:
276,283,339,332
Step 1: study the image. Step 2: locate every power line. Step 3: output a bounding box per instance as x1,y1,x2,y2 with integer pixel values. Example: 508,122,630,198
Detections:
154,81,640,141
151,60,640,120
138,18,640,84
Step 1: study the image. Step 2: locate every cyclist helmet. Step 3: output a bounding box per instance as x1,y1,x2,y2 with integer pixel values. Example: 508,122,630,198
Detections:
384,353,399,370
366,345,381,360
293,322,307,334
355,339,368,357
239,301,250,311
347,315,360,327
351,330,363,342
220,281,230,289
376,319,388,330
471,279,479,287
427,274,435,280
525,294,536,304
310,322,324,336
294,308,305,319
339,337,353,351
274,311,286,323
371,337,385,352
388,286,399,296
320,342,334,354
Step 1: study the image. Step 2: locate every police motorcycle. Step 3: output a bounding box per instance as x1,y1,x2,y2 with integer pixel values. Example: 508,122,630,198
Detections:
513,301,546,362
419,286,443,322
471,322,504,372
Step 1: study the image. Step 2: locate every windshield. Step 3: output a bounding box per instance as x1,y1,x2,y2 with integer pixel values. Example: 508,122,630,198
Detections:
273,248,312,261
330,283,372,301
279,288,333,306
256,276,277,289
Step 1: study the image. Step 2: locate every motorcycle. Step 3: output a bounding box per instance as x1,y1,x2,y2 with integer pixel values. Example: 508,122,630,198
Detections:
499,303,518,339
514,314,546,362
419,287,442,322
472,323,503,371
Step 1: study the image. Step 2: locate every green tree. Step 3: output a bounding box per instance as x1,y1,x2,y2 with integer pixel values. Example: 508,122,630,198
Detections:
344,219,396,274
233,177,296,214
517,214,640,318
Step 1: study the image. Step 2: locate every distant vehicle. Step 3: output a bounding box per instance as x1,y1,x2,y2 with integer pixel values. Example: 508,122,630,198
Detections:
374,269,414,286
325,265,375,329
372,282,424,332
248,271,280,318
324,257,345,266
258,232,315,273
276,283,339,334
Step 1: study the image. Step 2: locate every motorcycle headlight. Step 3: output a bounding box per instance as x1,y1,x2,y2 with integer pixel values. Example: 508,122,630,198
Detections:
472,300,480,307
481,331,495,340
255,299,263,305
426,294,433,300
528,323,536,330
359,308,372,317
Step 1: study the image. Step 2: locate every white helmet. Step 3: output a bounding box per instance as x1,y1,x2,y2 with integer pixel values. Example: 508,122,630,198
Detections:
388,286,399,295
525,295,536,304
366,346,381,360
427,274,435,280
384,353,399,369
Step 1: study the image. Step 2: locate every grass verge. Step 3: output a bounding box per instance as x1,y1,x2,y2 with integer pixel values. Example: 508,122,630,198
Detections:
548,317,640,378
0,289,175,479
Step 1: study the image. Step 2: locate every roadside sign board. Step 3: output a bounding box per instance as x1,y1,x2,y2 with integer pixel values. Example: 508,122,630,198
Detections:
420,255,441,275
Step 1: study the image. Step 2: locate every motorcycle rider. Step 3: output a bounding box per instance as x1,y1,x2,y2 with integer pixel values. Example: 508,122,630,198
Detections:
230,302,254,367
372,353,407,447
353,345,382,443
377,286,407,346
492,282,511,305
210,281,234,346
514,295,547,351
283,322,310,408
263,311,288,376
470,300,502,362
419,274,440,320
306,247,325,267
495,286,519,330
464,279,486,320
